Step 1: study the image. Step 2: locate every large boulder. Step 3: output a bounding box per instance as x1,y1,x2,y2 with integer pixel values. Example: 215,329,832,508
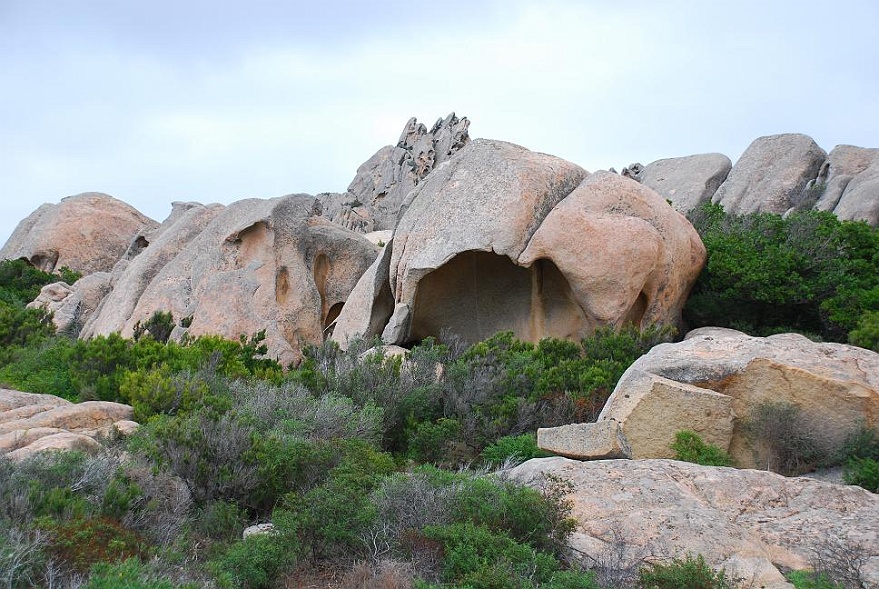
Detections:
0,389,135,461
638,153,731,215
519,171,706,334
596,327,879,469
508,457,879,589
82,195,379,366
81,202,226,339
0,192,159,275
712,134,827,215
321,113,471,232
332,141,706,348
818,145,879,225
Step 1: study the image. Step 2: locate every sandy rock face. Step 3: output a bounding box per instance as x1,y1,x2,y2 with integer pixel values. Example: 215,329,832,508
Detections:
332,143,705,348
712,134,827,215
508,457,879,589
638,153,732,215
82,195,379,366
0,389,135,461
596,327,879,468
0,192,158,275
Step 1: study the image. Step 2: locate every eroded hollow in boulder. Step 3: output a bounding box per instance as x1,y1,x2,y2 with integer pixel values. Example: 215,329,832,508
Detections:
409,250,589,345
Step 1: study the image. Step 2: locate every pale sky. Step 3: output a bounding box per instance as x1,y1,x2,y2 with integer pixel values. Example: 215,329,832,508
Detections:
1,0,877,247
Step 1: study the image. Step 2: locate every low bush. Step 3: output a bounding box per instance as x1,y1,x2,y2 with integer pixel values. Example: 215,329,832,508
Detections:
743,402,841,475
83,558,193,589
481,433,551,466
787,570,844,589
671,431,734,467
210,533,297,589
843,457,879,492
0,526,47,589
638,554,732,589
41,516,149,573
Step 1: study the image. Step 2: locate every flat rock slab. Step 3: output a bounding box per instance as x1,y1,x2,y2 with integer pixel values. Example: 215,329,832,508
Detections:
537,421,632,460
508,457,879,589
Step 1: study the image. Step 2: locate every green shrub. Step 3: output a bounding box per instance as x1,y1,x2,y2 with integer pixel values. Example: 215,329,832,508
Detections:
0,258,64,305
686,203,879,342
0,302,54,348
481,433,552,465
638,554,732,589
786,570,844,589
209,533,297,589
83,558,186,589
120,365,211,421
42,516,149,573
193,500,248,541
133,311,176,344
408,418,461,464
671,431,734,467
843,457,879,492
420,522,559,588
0,336,76,399
282,441,395,559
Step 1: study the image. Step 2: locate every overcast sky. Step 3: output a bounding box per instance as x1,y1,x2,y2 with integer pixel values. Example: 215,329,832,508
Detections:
1,0,877,247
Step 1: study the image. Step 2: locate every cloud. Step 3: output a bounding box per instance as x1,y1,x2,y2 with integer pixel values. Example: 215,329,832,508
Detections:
0,0,877,248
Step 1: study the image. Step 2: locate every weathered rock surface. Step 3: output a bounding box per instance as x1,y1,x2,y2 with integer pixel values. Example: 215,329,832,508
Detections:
333,142,705,348
334,138,588,346
27,272,113,336
81,202,226,339
508,457,879,589
0,389,135,461
82,195,379,366
819,145,879,224
638,153,732,214
597,327,879,468
537,422,632,460
712,134,827,215
0,192,159,275
519,171,706,333
594,370,734,460
322,113,470,232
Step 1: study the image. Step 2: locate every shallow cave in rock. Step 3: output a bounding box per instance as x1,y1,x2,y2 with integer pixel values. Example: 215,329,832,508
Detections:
408,250,589,345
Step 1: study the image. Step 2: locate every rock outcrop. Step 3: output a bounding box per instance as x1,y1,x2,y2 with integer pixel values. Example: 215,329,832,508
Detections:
593,327,879,468
321,113,470,233
0,389,135,461
816,145,879,224
712,134,827,215
0,192,159,275
332,141,706,349
80,195,379,366
27,272,113,336
509,457,879,589
637,153,732,214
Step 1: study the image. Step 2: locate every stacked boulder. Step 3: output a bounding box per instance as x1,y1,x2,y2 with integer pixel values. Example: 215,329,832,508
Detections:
539,327,879,469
